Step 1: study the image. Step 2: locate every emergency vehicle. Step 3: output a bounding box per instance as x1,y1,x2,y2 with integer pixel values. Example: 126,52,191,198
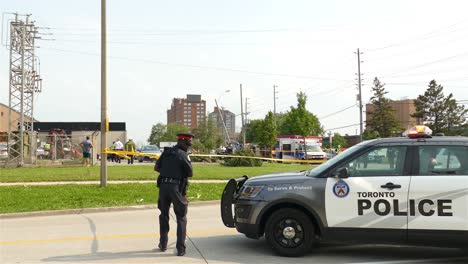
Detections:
276,135,327,161
221,126,468,257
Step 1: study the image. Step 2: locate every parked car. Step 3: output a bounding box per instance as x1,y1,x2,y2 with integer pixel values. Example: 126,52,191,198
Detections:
137,145,161,162
0,143,8,159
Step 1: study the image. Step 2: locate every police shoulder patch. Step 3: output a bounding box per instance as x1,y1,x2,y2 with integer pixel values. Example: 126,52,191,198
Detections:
333,179,350,198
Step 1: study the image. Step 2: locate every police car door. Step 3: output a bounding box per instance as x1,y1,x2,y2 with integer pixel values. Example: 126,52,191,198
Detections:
326,145,411,243
408,144,468,245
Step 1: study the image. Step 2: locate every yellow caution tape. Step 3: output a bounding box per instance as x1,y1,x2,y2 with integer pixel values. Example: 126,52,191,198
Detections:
191,154,326,164
100,149,326,164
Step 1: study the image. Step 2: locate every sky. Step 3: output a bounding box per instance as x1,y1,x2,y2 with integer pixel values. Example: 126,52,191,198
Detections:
1,0,467,146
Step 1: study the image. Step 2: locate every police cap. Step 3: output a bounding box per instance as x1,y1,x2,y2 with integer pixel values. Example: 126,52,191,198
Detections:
177,133,194,146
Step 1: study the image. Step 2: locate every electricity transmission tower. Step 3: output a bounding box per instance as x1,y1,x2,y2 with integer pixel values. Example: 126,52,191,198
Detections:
4,13,42,166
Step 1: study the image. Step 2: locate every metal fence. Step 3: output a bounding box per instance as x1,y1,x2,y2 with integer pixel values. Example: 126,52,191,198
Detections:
1,132,98,167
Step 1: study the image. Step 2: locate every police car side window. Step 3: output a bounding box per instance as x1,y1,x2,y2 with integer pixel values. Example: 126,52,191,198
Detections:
343,146,407,177
418,146,468,175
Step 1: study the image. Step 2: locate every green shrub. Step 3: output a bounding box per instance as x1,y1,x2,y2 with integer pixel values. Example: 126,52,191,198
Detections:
190,155,218,163
222,149,263,167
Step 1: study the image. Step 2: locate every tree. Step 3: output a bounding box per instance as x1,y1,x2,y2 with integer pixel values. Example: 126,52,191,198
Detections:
367,77,402,137
279,92,323,136
412,80,467,135
258,112,278,158
147,123,190,146
192,117,223,153
278,92,322,159
445,95,467,134
245,119,263,144
147,123,166,145
331,133,347,148
363,130,380,140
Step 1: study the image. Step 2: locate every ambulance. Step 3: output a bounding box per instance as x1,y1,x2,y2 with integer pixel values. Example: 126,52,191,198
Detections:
276,135,327,161
221,126,468,256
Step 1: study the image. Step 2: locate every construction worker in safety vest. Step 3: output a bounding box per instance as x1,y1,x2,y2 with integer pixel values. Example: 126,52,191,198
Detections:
125,138,137,164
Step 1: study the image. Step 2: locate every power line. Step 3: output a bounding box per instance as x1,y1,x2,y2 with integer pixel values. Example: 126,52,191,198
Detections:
53,39,271,46
382,51,468,77
381,67,468,79
365,33,468,63
366,18,468,52
326,123,361,130
40,47,350,81
319,104,356,119
386,82,468,88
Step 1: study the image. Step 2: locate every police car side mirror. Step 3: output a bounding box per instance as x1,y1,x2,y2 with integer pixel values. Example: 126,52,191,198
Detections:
333,167,349,179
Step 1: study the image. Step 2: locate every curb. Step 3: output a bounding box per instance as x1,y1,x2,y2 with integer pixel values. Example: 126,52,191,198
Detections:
0,180,227,186
0,200,220,219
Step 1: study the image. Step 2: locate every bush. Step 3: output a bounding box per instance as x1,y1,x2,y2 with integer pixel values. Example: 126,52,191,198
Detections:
222,149,263,167
190,155,218,163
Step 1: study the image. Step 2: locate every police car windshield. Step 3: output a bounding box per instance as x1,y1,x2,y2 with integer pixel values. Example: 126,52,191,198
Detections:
307,142,368,177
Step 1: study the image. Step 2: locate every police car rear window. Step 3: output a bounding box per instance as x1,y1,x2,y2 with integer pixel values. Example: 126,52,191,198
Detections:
418,146,468,175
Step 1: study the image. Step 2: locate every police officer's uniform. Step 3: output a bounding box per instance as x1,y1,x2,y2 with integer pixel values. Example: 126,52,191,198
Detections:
155,134,193,256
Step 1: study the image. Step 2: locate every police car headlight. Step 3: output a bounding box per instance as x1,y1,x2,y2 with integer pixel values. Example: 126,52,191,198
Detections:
240,185,264,198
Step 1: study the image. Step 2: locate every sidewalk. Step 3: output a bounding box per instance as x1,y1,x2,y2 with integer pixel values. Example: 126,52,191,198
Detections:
0,179,227,186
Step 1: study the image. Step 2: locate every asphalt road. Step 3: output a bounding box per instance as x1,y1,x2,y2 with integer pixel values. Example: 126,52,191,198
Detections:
1,203,467,264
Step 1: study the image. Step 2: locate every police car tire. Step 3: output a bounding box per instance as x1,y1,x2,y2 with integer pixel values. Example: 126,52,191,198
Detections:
265,208,315,257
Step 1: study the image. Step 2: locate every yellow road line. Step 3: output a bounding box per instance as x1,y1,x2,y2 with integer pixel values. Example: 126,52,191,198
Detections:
0,229,237,245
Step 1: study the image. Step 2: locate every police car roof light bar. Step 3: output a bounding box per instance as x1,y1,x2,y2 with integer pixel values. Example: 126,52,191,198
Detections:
404,125,432,138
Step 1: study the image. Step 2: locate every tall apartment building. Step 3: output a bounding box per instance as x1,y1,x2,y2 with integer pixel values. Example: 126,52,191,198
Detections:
366,99,423,131
209,107,236,140
167,94,206,130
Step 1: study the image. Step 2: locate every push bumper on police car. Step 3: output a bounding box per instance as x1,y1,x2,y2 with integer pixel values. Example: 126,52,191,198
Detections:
221,175,265,239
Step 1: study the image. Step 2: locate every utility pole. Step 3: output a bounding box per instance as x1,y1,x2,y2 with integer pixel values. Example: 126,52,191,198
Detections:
5,13,42,167
273,85,276,123
240,84,245,145
243,97,249,146
355,48,363,142
327,131,333,150
100,0,108,187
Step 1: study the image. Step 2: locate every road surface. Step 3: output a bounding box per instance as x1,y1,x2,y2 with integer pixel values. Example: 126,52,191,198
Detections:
1,203,467,263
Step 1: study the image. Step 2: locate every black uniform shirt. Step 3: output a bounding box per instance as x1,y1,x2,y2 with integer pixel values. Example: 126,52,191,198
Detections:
155,145,193,180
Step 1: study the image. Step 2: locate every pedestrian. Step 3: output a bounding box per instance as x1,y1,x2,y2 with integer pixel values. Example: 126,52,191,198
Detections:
108,141,116,162
79,136,93,167
155,133,194,256
125,138,136,164
114,139,124,163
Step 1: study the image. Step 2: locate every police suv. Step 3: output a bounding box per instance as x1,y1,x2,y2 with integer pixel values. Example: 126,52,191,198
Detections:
221,126,468,257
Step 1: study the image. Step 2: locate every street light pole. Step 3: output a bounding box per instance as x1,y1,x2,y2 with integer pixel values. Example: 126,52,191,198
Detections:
215,99,230,144
216,90,231,144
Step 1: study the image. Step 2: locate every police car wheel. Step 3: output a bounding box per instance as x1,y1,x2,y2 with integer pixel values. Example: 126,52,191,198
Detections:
265,208,315,257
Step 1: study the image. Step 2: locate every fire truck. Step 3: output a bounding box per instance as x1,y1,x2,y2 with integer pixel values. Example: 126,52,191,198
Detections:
276,135,327,161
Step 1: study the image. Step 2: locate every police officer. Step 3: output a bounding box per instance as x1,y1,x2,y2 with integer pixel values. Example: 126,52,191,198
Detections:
154,133,194,256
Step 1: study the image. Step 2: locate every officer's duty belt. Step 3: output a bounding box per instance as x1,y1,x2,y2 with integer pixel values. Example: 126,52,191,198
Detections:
160,178,182,184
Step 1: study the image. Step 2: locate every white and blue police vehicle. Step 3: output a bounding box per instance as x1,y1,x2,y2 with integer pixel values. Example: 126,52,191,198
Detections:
221,126,468,257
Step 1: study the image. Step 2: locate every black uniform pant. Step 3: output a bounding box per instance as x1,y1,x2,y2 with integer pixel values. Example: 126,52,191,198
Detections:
127,155,134,164
158,183,188,251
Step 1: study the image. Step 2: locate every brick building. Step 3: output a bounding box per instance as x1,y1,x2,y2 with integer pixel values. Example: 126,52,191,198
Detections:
167,94,206,130
366,99,423,131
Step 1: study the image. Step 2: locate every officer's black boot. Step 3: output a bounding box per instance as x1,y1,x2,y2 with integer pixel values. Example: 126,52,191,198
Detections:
158,243,167,252
177,248,185,256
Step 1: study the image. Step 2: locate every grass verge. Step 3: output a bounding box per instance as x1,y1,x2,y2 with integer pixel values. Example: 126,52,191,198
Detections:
0,183,225,214
0,163,314,182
